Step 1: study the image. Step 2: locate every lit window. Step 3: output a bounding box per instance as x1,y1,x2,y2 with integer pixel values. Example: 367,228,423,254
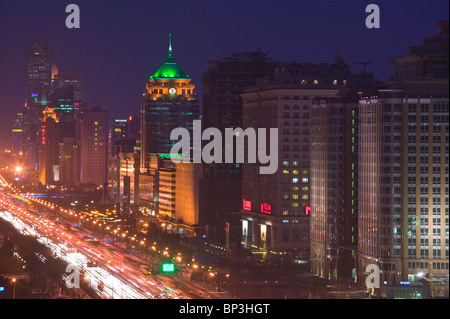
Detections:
293,178,299,184
283,170,289,175
293,170,299,175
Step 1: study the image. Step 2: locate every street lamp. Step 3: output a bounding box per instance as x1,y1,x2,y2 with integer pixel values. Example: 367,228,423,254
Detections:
12,278,16,299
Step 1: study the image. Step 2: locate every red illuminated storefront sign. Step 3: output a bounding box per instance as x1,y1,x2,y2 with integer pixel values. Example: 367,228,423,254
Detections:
243,199,252,211
305,206,311,215
261,203,271,214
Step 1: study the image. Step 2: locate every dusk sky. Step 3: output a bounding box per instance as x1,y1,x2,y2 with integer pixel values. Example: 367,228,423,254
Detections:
0,0,448,147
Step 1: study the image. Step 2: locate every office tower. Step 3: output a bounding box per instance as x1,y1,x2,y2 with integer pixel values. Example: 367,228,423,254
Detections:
109,139,138,210
201,51,280,239
310,85,382,280
59,137,80,186
24,38,51,174
358,21,449,296
47,84,81,186
26,38,51,100
11,112,24,155
53,71,83,102
79,103,109,186
310,94,359,280
23,92,48,174
140,35,199,169
110,118,129,154
109,116,140,156
241,61,379,262
39,107,60,185
158,161,176,219
119,152,138,212
174,162,205,235
49,85,76,132
146,159,205,237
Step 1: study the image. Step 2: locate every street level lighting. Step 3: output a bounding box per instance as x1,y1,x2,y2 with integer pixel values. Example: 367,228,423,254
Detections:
12,278,16,299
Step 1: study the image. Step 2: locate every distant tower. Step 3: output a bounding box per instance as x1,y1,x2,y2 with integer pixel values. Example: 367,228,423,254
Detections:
39,107,59,185
24,38,51,174
11,112,24,156
80,103,109,186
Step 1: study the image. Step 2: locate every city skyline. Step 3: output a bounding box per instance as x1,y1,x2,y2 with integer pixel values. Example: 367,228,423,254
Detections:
0,0,448,302
0,0,449,147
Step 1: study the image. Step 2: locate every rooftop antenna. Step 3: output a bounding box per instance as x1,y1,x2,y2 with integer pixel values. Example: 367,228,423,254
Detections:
168,34,173,58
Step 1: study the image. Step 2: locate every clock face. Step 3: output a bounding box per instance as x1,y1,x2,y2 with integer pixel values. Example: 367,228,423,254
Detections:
169,87,176,95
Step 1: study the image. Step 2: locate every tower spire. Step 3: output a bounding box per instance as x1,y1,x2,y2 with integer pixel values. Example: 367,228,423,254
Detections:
168,34,172,58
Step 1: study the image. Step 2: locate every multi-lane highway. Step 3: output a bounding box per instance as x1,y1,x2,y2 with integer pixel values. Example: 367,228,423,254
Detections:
0,175,190,299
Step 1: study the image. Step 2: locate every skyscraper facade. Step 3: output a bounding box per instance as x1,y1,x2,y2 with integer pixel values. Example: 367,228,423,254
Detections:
241,61,379,262
79,103,109,186
309,85,383,280
358,22,449,295
201,51,280,239
11,112,24,156
140,35,199,169
38,107,59,185
53,71,83,102
24,38,51,174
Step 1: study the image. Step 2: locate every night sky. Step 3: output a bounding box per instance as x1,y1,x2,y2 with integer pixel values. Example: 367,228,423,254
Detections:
0,0,448,147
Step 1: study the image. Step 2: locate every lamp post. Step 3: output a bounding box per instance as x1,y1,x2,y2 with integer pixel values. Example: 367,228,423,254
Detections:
12,278,16,299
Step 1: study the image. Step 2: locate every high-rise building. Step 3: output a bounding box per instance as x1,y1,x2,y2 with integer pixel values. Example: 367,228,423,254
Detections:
140,35,199,169
23,38,50,177
11,112,24,156
138,36,202,231
79,103,109,186
58,137,80,186
109,116,140,156
310,85,383,280
53,71,83,102
201,51,280,239
23,92,48,174
39,107,59,185
358,21,449,296
24,38,51,175
26,38,51,101
241,61,379,262
49,85,77,134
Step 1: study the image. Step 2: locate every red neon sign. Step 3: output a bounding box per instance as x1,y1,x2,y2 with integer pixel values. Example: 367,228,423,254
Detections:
41,126,46,145
243,199,252,211
261,203,271,214
305,206,311,215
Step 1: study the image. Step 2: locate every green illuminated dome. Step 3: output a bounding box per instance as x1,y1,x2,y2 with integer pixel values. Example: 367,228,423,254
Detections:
150,35,189,80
